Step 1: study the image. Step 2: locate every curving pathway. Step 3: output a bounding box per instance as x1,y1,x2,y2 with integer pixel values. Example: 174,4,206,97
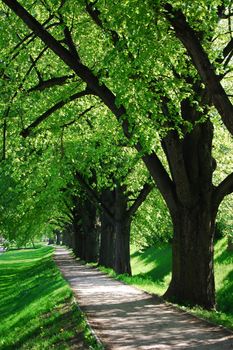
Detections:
54,247,233,350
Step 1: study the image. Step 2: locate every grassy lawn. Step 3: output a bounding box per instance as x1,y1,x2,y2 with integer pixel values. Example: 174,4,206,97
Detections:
98,236,233,331
0,246,102,350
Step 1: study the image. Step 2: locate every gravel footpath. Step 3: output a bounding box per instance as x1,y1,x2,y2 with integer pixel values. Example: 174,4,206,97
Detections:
54,247,233,350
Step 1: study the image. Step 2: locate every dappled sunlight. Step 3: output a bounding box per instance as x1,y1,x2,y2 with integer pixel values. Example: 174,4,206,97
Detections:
131,244,172,279
55,248,233,350
0,247,92,350
217,269,233,314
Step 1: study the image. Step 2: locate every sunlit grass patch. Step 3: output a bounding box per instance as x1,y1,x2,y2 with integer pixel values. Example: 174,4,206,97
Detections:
0,246,103,349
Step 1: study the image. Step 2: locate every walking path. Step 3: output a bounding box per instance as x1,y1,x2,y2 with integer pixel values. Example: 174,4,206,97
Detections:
54,247,233,350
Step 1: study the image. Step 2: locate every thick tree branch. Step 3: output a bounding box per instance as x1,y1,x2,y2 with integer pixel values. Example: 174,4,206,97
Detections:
85,0,119,45
21,88,92,137
127,182,153,218
61,105,95,128
75,171,115,225
138,149,177,215
85,1,103,29
4,0,177,215
9,15,52,56
11,19,61,62
63,25,80,59
222,38,233,61
213,172,233,210
2,0,125,119
27,74,75,92
164,4,233,136
162,130,192,206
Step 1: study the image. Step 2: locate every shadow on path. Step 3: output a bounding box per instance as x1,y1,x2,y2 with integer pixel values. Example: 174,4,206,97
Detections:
55,248,233,350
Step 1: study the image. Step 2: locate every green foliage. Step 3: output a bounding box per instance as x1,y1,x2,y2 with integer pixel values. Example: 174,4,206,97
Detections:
0,0,232,249
131,188,172,247
213,123,233,238
0,0,232,314
0,246,102,349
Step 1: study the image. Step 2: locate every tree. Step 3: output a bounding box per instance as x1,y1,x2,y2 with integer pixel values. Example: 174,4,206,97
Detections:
1,0,233,309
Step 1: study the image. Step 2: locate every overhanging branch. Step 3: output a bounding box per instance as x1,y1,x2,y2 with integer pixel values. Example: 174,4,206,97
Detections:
75,171,115,225
28,74,75,92
20,88,92,137
4,0,177,216
164,4,233,136
61,105,95,128
127,182,153,218
213,172,233,210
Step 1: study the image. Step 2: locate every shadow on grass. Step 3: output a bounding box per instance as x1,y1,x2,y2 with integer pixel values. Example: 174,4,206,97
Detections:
0,246,52,261
131,245,172,282
217,269,233,314
0,247,78,349
0,257,65,321
215,247,233,265
1,308,85,350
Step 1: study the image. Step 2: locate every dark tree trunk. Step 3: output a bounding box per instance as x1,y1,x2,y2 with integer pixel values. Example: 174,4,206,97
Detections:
160,114,216,309
99,189,115,268
62,224,73,248
164,204,216,309
113,185,132,275
55,230,62,245
99,223,115,268
114,218,131,275
72,208,84,259
81,200,99,263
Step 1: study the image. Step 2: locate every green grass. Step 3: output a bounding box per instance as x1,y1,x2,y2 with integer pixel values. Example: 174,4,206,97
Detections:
0,246,103,350
97,237,233,331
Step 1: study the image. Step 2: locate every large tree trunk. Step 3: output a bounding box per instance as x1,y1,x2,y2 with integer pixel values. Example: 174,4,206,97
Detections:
99,189,115,268
114,218,131,275
72,216,84,259
55,230,62,245
164,204,216,309
114,185,132,275
99,223,115,268
81,200,99,263
68,198,85,259
62,224,73,249
161,114,216,309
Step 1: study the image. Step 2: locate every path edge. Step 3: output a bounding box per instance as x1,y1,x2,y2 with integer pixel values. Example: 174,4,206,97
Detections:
55,245,233,339
53,246,104,350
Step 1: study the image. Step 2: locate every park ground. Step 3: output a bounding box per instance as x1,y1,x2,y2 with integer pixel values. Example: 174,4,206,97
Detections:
0,237,232,349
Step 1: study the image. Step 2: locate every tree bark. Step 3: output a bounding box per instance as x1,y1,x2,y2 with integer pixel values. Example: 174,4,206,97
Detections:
72,213,84,259
114,185,132,275
99,189,115,268
55,230,62,245
164,204,216,309
114,218,131,275
62,224,73,249
162,114,216,309
81,199,99,263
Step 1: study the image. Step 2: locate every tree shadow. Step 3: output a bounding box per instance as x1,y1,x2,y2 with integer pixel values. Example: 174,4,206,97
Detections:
80,295,233,349
131,245,172,282
0,246,52,261
215,247,233,265
0,257,65,321
0,309,86,350
217,269,233,314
